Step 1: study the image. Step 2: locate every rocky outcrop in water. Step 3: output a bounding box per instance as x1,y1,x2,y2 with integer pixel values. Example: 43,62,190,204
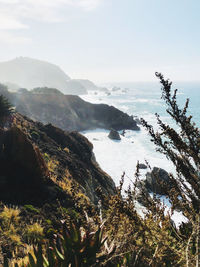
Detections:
74,79,108,93
138,163,147,169
136,167,173,199
108,129,121,140
145,167,172,195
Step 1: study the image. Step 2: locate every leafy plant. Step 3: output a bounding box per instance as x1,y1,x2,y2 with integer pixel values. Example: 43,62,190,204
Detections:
25,223,44,243
4,221,114,267
0,206,20,228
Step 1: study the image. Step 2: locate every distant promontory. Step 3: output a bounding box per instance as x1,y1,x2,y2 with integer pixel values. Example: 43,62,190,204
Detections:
0,57,107,95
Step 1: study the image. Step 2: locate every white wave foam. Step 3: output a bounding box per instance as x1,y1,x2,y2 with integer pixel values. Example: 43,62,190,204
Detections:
82,128,174,189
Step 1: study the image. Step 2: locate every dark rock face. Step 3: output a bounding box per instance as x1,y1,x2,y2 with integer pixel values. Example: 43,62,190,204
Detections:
108,129,121,140
0,126,55,204
1,127,49,181
138,163,147,169
0,86,140,132
0,113,116,205
91,103,139,131
16,94,140,132
145,167,173,195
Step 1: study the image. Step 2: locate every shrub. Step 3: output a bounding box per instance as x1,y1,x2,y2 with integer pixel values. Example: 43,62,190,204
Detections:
141,73,200,266
0,206,20,228
25,222,44,243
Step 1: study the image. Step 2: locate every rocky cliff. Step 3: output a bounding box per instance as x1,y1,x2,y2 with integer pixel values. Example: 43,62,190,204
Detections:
0,113,116,205
0,85,140,132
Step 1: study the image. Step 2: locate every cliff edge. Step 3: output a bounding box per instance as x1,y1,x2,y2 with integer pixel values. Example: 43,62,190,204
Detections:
0,85,140,132
0,113,116,205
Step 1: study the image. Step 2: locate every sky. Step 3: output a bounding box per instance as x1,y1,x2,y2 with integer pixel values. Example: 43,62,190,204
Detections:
0,0,200,83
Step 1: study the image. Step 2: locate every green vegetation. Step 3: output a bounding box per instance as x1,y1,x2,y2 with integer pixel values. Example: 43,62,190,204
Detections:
2,73,200,266
30,131,40,140
4,222,114,267
25,223,44,243
23,205,40,214
31,87,63,95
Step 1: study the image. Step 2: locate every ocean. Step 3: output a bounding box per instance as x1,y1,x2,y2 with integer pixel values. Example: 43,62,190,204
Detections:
80,81,200,189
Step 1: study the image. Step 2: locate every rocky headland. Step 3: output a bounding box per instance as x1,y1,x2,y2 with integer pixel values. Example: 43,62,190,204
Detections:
0,84,140,132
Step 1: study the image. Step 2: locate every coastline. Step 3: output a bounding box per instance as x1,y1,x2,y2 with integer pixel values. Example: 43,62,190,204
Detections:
82,127,175,188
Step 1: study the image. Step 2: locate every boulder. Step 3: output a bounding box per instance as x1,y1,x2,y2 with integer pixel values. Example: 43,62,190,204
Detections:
108,129,121,140
138,163,147,169
145,167,172,195
135,167,174,207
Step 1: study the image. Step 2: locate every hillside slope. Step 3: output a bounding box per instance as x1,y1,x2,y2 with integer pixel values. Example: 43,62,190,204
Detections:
0,113,116,205
0,57,85,94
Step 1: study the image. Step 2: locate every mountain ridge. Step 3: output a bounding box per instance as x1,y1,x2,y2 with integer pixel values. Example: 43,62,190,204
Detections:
0,57,107,95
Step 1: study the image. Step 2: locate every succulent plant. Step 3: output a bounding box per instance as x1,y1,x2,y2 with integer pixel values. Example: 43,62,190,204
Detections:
4,221,115,267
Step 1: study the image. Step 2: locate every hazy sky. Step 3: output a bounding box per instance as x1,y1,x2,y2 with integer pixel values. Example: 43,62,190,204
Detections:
0,0,200,83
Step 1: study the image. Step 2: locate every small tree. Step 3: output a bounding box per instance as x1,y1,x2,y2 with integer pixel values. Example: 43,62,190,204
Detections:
0,95,13,127
141,72,200,266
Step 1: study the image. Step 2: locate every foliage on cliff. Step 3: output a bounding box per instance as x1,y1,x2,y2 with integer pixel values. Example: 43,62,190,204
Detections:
0,94,13,126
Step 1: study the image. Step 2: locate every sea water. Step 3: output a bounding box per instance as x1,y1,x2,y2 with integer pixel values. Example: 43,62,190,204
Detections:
81,81,200,188
81,81,200,225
